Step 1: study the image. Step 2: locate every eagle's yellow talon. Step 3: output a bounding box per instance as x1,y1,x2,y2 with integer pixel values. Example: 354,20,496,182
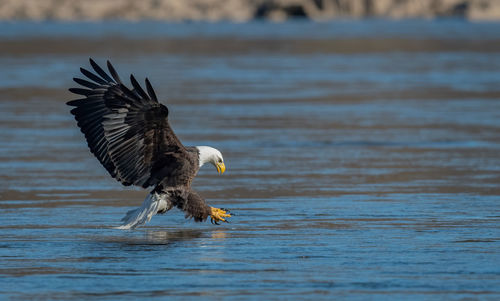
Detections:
210,207,231,224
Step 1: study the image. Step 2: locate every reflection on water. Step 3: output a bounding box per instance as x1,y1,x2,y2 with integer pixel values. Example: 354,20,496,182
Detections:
93,229,206,246
0,20,499,299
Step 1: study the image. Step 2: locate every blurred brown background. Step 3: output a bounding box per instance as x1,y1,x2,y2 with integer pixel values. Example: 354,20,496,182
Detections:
0,0,499,21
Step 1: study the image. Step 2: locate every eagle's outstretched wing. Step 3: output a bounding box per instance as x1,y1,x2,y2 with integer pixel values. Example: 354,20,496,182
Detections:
67,58,190,188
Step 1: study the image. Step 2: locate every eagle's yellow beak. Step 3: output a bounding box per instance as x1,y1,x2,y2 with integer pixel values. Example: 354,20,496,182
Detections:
216,162,226,174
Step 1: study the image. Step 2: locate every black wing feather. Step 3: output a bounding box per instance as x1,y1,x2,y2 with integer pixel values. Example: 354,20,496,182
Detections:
68,88,93,96
80,67,108,85
107,60,123,84
90,58,115,83
130,74,150,101
73,77,99,89
68,58,190,188
145,78,158,102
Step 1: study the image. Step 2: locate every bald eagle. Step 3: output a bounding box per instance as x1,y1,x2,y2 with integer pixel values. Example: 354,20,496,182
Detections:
67,58,231,229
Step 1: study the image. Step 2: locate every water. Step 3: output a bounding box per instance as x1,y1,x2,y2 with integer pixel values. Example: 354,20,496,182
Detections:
0,20,499,300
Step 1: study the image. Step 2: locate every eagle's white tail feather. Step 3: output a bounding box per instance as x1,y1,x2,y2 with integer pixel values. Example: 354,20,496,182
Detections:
114,192,171,230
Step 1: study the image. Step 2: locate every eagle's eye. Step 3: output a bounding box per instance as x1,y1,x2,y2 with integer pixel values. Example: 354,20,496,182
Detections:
218,158,222,163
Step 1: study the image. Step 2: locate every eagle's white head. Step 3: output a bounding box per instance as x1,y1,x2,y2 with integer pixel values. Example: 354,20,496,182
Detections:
196,146,225,174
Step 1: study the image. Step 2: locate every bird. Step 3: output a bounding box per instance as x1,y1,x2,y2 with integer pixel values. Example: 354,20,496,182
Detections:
67,58,231,229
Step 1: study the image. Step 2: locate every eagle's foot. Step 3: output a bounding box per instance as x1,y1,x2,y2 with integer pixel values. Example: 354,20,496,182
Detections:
210,207,231,225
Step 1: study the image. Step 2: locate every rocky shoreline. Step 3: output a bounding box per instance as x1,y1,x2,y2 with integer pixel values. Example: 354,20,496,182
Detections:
0,0,499,21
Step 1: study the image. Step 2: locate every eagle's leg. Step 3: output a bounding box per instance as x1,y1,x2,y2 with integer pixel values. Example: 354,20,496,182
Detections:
210,207,231,224
174,190,232,224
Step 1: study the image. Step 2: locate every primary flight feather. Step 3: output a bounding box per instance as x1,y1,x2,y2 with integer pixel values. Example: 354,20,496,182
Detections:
67,58,231,229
